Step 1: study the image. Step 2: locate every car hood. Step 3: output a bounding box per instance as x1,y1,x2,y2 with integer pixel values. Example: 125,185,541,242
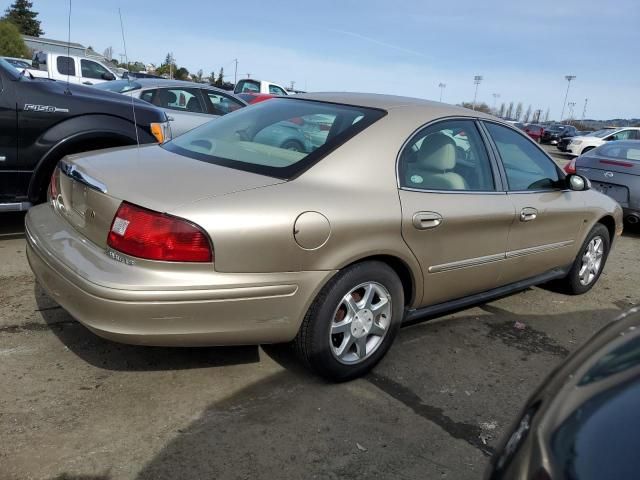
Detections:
64,144,286,213
570,136,598,142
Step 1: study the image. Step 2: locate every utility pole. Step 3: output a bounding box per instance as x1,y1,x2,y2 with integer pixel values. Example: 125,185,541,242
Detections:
234,58,238,85
169,52,174,80
560,75,576,121
438,83,446,102
472,75,483,111
581,98,588,121
492,93,500,113
290,81,295,91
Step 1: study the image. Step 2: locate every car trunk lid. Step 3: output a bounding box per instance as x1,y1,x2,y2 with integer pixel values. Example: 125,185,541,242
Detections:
53,144,285,248
578,154,640,177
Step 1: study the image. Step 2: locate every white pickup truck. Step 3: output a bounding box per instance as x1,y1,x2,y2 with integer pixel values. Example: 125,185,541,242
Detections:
28,52,119,86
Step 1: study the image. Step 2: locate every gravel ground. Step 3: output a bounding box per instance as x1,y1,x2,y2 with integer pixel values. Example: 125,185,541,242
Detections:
1,143,638,479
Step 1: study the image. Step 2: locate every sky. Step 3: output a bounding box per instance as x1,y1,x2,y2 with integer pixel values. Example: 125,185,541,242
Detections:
22,0,640,120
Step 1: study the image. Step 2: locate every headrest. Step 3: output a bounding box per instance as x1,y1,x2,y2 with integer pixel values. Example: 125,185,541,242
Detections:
417,132,456,171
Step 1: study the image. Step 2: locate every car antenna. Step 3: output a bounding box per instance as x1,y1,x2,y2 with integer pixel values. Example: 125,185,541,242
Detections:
64,0,72,95
118,8,140,149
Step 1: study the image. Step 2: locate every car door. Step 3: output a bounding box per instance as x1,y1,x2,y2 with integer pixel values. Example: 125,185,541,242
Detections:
141,87,211,136
79,58,114,85
482,121,584,284
0,68,20,201
397,118,515,306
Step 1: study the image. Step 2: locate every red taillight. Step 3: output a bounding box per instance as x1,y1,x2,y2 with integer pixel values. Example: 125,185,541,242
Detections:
107,202,212,262
600,159,633,168
49,167,60,202
564,158,577,174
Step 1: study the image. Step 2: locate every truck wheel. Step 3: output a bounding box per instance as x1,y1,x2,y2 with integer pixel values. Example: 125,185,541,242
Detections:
293,261,404,382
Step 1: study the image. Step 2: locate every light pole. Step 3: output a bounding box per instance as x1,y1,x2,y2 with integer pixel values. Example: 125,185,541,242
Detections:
492,93,500,114
567,102,576,121
233,58,238,85
582,98,588,121
438,83,446,102
472,75,483,111
560,75,576,121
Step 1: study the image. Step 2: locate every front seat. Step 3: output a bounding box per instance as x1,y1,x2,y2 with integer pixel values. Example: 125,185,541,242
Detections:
406,133,467,190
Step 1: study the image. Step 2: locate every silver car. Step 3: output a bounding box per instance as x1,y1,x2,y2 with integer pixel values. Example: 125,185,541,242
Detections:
94,79,246,136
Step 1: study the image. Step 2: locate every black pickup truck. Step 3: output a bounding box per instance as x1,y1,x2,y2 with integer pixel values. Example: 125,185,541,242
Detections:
0,59,171,211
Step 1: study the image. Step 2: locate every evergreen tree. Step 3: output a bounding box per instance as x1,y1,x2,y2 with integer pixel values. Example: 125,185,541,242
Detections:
498,103,506,118
515,102,523,121
0,20,30,57
2,0,43,36
505,102,514,120
523,105,532,123
215,67,224,87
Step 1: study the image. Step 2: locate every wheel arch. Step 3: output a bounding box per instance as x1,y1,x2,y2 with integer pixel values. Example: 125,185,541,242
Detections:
597,215,616,242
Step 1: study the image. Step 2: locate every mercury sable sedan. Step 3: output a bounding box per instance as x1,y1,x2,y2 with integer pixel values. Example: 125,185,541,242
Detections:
26,93,623,381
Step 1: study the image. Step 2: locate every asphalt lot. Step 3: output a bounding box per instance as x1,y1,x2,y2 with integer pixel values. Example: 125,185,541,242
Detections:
1,144,639,480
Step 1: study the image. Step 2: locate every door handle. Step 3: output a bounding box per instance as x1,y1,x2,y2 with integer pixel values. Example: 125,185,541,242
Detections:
520,207,538,222
412,212,443,230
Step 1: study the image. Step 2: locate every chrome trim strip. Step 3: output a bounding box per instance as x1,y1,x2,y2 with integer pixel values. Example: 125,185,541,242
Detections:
428,240,574,273
59,160,108,194
428,252,505,273
400,187,507,195
506,240,574,258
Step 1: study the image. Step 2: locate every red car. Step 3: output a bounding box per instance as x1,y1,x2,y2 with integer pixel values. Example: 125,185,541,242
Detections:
236,93,275,104
523,124,545,143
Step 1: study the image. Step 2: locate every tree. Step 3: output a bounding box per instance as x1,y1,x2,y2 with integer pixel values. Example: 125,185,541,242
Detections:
194,69,203,83
209,71,217,85
505,102,514,120
2,0,43,36
103,46,113,61
175,67,189,80
0,20,30,58
215,67,224,87
515,102,523,121
523,105,532,123
498,103,505,118
460,102,491,114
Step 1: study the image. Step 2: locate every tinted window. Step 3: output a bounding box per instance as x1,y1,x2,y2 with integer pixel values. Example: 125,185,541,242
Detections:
590,143,640,161
56,56,75,76
81,59,110,80
148,88,205,113
203,91,245,115
399,120,495,191
268,85,287,96
94,79,141,93
610,130,639,141
237,80,260,93
163,98,385,179
485,122,560,191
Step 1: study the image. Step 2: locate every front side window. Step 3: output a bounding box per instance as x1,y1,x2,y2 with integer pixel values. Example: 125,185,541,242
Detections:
56,56,75,76
609,130,638,141
268,84,287,96
81,59,109,79
398,119,495,191
485,122,561,191
163,98,385,179
148,88,205,113
203,91,245,115
237,80,260,93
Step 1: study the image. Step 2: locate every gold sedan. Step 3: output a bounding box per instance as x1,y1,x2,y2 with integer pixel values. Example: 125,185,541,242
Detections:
26,93,623,381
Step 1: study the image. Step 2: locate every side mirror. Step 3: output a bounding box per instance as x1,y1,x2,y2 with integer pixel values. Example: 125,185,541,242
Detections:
567,174,590,191
102,72,116,81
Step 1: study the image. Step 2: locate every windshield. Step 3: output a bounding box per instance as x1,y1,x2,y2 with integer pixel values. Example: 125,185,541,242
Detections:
0,58,21,80
588,128,616,138
94,79,142,93
163,98,386,179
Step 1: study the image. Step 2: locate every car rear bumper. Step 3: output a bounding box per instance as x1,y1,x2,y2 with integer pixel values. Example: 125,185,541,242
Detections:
26,204,335,346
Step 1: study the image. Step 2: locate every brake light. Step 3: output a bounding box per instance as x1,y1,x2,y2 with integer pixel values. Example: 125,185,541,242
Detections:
49,167,60,203
107,202,212,262
564,158,577,174
600,159,633,168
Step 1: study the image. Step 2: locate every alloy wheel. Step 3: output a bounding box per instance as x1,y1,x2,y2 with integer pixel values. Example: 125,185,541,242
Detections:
579,236,604,286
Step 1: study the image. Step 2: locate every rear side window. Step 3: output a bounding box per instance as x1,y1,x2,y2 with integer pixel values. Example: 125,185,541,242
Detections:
147,88,206,113
163,98,385,179
485,122,560,191
399,119,495,191
56,56,75,76
203,91,245,115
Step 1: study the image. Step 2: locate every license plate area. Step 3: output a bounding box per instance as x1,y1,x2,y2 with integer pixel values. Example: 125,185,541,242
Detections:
592,181,629,205
71,180,88,216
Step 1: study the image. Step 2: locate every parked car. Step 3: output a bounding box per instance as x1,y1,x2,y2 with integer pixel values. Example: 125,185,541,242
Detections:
95,79,246,136
234,78,289,96
565,140,640,225
28,51,119,86
122,71,163,80
486,307,640,480
0,56,32,70
566,127,640,156
522,124,544,142
541,124,577,145
0,58,170,211
557,130,591,152
236,92,275,104
26,94,622,381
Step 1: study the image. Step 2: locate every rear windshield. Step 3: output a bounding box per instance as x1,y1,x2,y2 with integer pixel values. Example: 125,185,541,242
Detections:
588,143,640,161
94,79,142,93
162,98,386,179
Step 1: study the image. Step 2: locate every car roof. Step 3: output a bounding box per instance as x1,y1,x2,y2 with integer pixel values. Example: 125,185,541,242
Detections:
290,92,494,118
133,78,231,93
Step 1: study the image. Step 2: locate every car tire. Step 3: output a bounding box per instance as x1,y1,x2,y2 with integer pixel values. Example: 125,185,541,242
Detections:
293,261,404,382
281,140,305,152
581,146,595,155
560,224,611,295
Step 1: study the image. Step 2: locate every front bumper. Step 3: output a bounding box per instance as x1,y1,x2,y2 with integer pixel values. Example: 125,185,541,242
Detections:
565,143,581,156
26,204,335,346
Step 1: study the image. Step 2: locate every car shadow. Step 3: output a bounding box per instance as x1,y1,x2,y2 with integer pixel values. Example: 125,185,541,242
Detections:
35,284,261,372
623,223,640,238
0,212,26,240
132,304,625,480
